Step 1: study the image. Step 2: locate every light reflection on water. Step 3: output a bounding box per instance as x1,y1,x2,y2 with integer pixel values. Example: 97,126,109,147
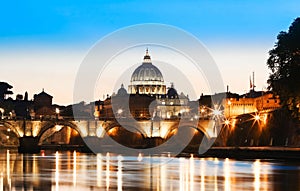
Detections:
0,150,299,191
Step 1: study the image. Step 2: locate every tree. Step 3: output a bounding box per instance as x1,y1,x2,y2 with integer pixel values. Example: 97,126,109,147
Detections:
0,82,13,101
267,17,300,117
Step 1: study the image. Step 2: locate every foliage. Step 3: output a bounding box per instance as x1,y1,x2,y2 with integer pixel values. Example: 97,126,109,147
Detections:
267,17,300,117
0,82,13,101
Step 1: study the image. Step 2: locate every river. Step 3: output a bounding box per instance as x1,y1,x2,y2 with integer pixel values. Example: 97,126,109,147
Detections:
0,149,299,191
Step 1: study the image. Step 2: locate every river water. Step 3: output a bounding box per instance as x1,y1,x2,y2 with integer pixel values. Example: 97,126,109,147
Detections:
0,149,299,191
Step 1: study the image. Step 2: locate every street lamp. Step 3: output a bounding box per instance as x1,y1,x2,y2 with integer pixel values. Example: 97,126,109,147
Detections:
117,108,123,118
0,108,4,119
225,119,230,126
55,108,60,119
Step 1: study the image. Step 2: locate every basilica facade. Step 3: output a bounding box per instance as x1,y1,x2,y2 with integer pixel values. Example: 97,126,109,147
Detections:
95,49,191,120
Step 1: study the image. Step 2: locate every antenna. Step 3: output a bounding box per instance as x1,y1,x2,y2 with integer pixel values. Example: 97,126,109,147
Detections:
252,71,255,91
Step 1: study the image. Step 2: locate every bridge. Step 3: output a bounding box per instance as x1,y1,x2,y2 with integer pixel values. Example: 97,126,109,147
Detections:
0,117,217,153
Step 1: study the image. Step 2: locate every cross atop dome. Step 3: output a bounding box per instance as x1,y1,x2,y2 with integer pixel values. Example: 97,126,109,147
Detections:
143,48,151,63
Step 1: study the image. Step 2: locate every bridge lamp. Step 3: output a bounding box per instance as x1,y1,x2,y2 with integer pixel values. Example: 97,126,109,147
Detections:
254,114,260,121
117,109,123,116
212,109,222,116
224,119,230,126
0,108,4,119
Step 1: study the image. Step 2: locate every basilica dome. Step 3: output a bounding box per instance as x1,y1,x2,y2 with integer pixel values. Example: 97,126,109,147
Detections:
117,84,127,96
131,63,164,82
128,49,166,95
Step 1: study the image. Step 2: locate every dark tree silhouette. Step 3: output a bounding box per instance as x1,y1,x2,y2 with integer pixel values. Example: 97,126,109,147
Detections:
267,17,300,117
0,82,13,101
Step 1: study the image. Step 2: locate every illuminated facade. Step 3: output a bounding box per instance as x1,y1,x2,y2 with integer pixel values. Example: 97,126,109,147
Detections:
97,50,191,119
128,49,166,95
223,91,281,118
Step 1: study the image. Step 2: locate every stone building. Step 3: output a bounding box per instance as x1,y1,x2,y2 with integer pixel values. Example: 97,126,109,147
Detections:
223,91,281,118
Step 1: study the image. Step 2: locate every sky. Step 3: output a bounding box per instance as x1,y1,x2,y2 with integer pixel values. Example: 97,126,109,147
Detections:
0,0,299,105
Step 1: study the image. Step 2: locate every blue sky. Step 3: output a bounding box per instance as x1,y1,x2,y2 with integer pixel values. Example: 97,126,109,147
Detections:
0,0,299,104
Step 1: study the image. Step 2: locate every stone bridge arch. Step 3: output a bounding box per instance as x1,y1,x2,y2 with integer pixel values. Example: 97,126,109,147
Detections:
0,121,21,146
0,121,22,138
162,121,212,152
164,122,210,140
103,121,147,139
102,121,147,147
37,120,82,143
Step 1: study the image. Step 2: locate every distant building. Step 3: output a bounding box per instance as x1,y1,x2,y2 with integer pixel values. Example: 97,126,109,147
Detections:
95,49,282,120
33,89,54,117
223,90,281,118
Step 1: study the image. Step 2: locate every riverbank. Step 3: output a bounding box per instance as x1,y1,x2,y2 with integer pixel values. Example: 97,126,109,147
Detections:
2,145,300,160
181,146,300,160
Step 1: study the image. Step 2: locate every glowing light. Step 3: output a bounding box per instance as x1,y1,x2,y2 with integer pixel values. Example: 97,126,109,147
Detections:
117,155,123,191
55,125,63,132
190,154,195,191
213,109,222,116
7,129,10,132
97,154,103,187
263,114,268,125
55,108,60,114
6,150,10,188
96,126,104,137
224,119,230,126
18,131,24,137
73,151,77,187
179,158,185,191
106,152,110,191
107,128,117,136
117,109,123,115
200,158,205,191
160,158,167,191
25,132,31,136
0,108,4,119
0,172,3,191
55,151,59,191
214,159,219,191
253,160,261,191
137,153,143,162
224,158,231,191
214,158,219,164
250,113,264,128
227,100,232,105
